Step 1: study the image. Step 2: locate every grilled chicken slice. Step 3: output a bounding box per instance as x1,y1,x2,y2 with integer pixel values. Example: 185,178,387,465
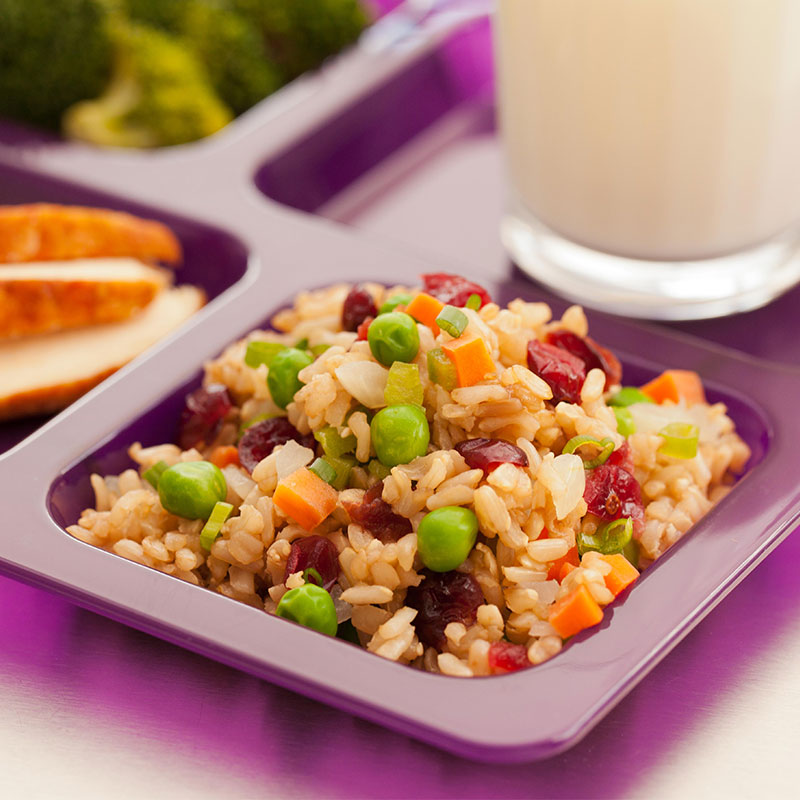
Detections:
0,204,182,265
0,258,169,339
0,285,205,421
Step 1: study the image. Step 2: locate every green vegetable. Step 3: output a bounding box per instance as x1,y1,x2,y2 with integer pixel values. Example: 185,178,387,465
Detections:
244,341,287,368
267,347,313,409
158,461,227,520
378,293,413,315
435,305,468,338
370,404,430,468
302,567,324,587
623,538,641,569
384,362,423,407
0,0,114,130
367,312,420,366
367,459,391,481
124,0,281,116
658,422,699,459
562,435,615,469
336,618,361,645
310,343,331,357
614,407,636,437
231,0,370,82
309,457,337,486
465,293,481,310
577,517,633,557
143,460,169,489
199,500,234,551
314,426,356,458
608,387,654,407
275,584,338,636
417,506,478,572
294,338,309,351
324,454,356,490
64,20,233,148
427,347,457,391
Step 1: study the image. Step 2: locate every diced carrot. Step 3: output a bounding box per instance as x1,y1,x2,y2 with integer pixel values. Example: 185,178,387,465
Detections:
596,553,640,597
640,369,706,406
273,467,338,531
405,292,444,335
0,204,182,264
558,562,577,582
441,334,496,387
548,584,604,639
546,544,579,580
209,445,240,469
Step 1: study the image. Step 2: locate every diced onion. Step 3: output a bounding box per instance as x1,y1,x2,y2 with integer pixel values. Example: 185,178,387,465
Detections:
334,361,389,408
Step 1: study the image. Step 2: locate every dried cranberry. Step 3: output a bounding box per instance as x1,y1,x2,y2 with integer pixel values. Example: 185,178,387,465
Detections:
421,273,492,308
606,441,634,475
341,285,377,332
546,330,622,390
488,641,530,674
237,417,315,474
526,340,586,405
454,438,528,473
178,384,233,450
342,482,412,543
584,463,645,535
284,535,339,590
406,570,484,650
356,316,373,341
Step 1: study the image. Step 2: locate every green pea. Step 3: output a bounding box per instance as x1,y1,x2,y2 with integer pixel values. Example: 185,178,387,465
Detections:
417,506,479,572
370,404,430,467
275,584,338,636
378,293,414,315
267,347,313,409
367,311,420,366
158,461,227,520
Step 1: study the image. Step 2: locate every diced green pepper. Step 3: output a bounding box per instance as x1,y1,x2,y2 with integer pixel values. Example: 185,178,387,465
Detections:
608,387,654,407
244,341,287,369
614,406,636,437
367,458,391,481
384,362,423,406
314,426,357,458
427,347,457,391
324,454,357,490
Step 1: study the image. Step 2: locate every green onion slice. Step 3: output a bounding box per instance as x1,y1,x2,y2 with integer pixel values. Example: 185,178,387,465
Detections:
608,387,654,407
379,293,413,315
465,293,482,311
577,517,633,556
435,305,468,338
200,501,234,551
658,422,699,459
302,567,324,587
384,361,423,407
143,460,169,489
562,434,615,468
622,538,640,569
244,341,287,369
309,457,338,486
613,407,636,437
314,426,356,458
427,347,457,391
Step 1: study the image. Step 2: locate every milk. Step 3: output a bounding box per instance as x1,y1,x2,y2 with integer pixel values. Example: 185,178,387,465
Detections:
496,0,800,262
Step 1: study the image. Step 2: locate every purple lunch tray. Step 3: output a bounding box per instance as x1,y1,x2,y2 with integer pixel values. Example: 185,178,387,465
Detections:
2,5,800,764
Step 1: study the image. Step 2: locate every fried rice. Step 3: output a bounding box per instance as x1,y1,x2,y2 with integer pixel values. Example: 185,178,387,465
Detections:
66,278,751,677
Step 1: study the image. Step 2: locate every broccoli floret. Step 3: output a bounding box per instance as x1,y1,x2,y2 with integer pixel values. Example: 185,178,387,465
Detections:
0,0,114,129
123,0,281,116
63,21,233,148
231,0,371,81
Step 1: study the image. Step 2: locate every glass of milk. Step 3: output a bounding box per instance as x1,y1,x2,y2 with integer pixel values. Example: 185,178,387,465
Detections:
495,0,800,319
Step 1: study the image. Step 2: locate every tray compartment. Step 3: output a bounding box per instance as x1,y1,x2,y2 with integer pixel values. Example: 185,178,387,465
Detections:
0,162,251,455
